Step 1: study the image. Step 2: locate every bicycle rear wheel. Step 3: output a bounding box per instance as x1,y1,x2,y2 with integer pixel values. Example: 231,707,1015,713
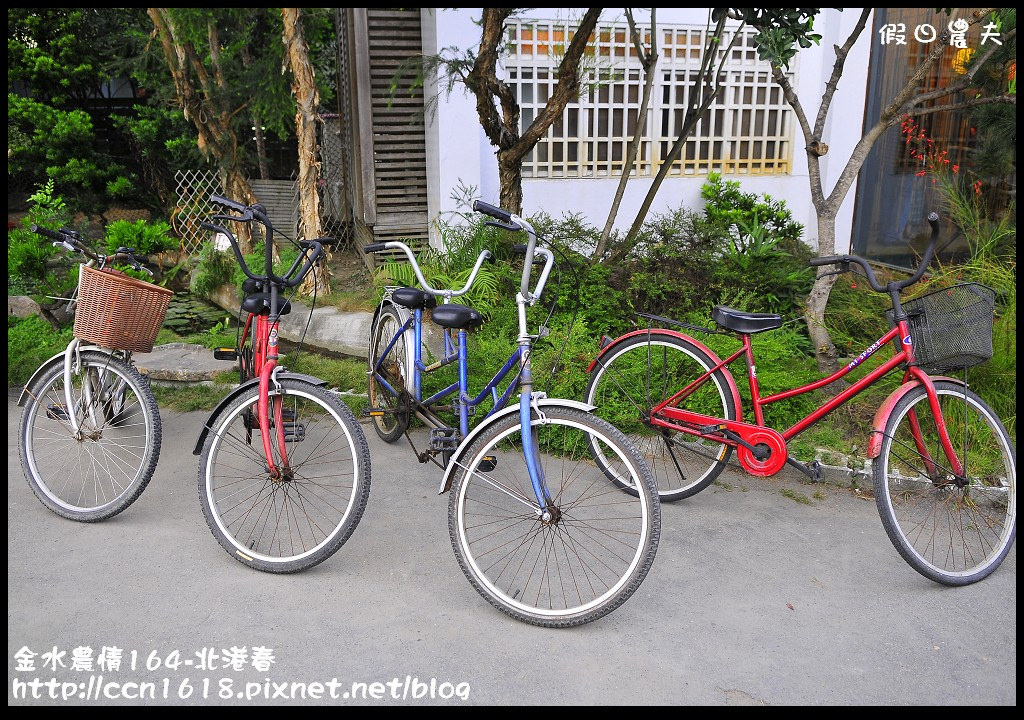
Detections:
18,349,161,522
873,380,1016,585
585,333,737,501
198,377,371,573
449,406,660,627
368,303,412,442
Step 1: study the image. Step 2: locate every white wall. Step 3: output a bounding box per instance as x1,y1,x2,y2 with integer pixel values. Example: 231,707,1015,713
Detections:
424,8,873,253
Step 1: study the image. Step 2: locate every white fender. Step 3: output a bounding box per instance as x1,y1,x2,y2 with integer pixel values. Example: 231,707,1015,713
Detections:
437,398,597,494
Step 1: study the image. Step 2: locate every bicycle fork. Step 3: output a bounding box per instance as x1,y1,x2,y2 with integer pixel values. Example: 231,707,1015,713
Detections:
515,293,555,520
256,316,291,480
903,367,966,483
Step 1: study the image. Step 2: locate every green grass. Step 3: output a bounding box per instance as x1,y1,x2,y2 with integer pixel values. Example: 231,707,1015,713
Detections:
780,488,814,505
150,383,235,412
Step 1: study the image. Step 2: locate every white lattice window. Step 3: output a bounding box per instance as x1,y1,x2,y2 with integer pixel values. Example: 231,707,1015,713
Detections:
505,19,795,179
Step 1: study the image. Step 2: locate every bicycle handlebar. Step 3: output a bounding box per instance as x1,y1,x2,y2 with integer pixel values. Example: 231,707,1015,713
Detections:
202,194,324,288
810,212,940,293
31,224,153,272
472,200,554,301
363,241,492,299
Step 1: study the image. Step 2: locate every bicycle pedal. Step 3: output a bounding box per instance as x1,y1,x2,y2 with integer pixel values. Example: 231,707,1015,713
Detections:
213,347,238,361
475,455,497,473
429,427,460,452
363,406,390,417
280,408,297,422
283,422,305,442
46,404,70,422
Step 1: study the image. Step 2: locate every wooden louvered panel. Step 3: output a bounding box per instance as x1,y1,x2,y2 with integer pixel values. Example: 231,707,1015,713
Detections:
360,8,430,269
250,180,298,237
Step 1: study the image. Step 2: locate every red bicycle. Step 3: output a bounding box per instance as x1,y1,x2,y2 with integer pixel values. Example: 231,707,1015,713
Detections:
191,195,371,573
584,213,1015,586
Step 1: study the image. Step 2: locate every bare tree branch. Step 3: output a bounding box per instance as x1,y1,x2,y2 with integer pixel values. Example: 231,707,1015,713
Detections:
813,8,872,138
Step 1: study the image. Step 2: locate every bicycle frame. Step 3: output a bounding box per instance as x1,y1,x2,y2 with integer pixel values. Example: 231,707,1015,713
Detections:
372,303,524,439
197,196,324,480
646,318,965,478
368,220,557,510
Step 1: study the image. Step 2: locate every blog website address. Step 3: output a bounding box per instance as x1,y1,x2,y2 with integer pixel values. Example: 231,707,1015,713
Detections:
11,675,471,702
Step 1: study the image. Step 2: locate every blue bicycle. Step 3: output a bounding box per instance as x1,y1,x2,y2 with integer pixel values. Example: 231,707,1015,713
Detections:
365,200,661,627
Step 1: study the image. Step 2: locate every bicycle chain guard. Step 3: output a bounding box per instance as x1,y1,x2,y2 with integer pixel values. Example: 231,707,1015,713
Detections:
735,427,788,476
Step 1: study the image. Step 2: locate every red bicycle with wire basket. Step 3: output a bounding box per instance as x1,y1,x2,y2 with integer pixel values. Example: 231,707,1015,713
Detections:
584,212,1015,586
191,195,371,574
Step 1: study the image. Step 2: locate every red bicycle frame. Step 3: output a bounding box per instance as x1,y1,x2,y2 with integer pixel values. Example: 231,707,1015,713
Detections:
648,319,964,478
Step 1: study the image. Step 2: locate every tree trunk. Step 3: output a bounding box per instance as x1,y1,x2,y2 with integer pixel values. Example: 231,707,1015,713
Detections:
148,8,255,253
252,115,270,180
283,7,331,297
805,210,841,375
497,151,524,216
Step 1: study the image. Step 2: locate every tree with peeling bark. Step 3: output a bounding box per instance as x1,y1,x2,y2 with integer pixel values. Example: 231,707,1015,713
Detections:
743,7,1017,374
147,8,260,252
282,7,332,296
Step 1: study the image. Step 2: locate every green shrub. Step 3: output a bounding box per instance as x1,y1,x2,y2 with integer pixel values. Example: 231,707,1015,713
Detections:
8,315,73,386
103,219,176,256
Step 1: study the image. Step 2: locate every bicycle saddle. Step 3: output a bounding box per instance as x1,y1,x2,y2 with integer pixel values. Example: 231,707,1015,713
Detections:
392,287,438,310
712,306,782,334
431,303,484,330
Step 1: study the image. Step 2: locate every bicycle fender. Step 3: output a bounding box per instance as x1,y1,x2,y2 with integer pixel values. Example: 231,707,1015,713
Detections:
866,375,964,458
371,298,415,383
587,328,743,415
437,398,597,495
192,372,329,455
17,347,118,407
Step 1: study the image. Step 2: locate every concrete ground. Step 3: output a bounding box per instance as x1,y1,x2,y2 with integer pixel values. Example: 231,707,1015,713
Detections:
7,391,1017,706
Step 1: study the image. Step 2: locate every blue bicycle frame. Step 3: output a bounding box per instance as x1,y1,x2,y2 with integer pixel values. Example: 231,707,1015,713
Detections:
367,210,556,512
371,307,523,439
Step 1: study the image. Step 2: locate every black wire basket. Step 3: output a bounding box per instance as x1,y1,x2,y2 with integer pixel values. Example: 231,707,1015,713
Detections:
889,283,996,373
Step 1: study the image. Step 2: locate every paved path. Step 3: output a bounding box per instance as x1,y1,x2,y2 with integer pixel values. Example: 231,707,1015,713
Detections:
7,392,1016,706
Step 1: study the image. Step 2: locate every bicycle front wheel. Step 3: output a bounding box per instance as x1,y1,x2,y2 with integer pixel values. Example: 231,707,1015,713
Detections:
18,350,161,522
873,380,1016,585
198,378,371,573
449,406,660,628
585,333,737,501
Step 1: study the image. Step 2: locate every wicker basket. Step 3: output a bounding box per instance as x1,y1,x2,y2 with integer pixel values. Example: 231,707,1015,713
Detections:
892,283,996,373
73,265,174,353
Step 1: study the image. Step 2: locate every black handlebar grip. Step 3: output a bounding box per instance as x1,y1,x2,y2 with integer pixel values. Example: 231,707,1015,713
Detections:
30,224,64,241
809,255,843,267
363,243,387,253
209,194,247,212
472,200,513,223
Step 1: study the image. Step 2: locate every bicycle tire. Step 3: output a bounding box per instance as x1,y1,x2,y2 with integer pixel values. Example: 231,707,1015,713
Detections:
585,333,736,501
18,349,161,522
368,303,411,442
198,377,371,573
449,406,661,627
873,380,1016,585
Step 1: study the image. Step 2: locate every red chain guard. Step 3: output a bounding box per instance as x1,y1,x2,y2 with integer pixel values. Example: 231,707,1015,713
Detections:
657,408,789,477
735,427,788,476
